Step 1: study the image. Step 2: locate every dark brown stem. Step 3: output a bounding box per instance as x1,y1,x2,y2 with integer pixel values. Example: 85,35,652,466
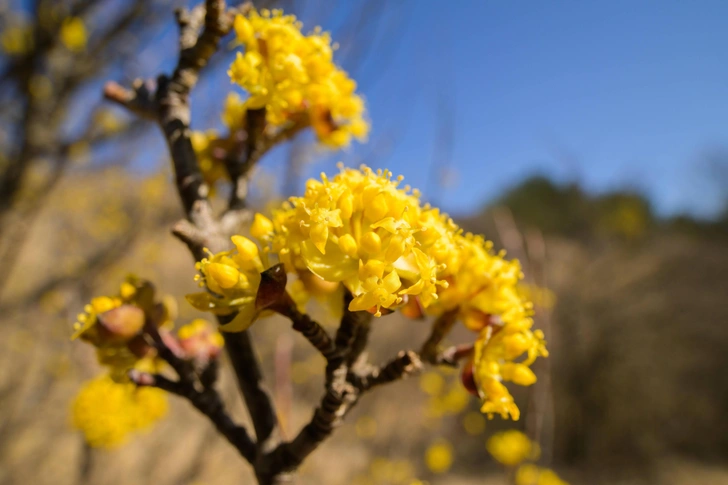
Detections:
286,306,337,360
130,370,256,463
419,309,458,364
348,350,422,391
433,342,475,367
223,329,280,453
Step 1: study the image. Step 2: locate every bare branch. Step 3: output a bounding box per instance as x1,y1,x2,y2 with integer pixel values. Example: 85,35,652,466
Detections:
419,309,458,364
348,350,422,392
433,342,474,367
223,329,280,453
103,80,157,119
130,369,256,463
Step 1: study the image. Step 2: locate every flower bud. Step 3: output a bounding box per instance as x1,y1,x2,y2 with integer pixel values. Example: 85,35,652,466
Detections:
250,213,274,239
97,305,145,343
207,263,240,289
460,360,479,396
178,319,224,361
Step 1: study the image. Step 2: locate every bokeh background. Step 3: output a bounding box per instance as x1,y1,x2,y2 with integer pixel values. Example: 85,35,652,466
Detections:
1,0,727,484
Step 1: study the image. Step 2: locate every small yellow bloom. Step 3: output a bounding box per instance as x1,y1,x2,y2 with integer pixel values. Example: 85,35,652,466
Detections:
251,213,274,239
60,17,87,52
71,374,168,448
186,237,267,332
424,440,453,474
486,430,539,467
227,8,368,148
516,464,570,485
190,130,229,192
1,25,34,55
177,319,224,358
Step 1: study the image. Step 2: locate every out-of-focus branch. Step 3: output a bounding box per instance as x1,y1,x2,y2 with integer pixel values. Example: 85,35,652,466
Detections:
348,350,422,392
104,0,282,475
223,329,280,452
419,309,457,364
432,342,474,367
130,358,256,463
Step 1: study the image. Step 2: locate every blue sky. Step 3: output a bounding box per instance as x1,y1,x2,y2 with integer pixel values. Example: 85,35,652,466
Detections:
153,1,728,219
307,0,728,219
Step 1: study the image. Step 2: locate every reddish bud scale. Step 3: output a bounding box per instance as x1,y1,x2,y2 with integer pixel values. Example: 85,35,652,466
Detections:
461,360,479,396
97,305,145,343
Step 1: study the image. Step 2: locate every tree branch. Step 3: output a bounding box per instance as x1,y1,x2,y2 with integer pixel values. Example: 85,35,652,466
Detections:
223,329,280,452
419,309,458,364
348,350,422,391
130,370,256,463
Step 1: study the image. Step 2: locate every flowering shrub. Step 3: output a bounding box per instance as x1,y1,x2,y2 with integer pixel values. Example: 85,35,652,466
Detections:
71,2,565,484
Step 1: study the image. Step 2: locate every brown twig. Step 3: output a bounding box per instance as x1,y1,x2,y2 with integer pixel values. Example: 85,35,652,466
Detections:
419,309,458,364
130,369,256,463
348,350,422,391
432,342,474,367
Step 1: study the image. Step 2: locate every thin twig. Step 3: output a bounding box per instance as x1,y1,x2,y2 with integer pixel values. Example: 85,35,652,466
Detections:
348,350,422,391
419,309,458,364
130,370,256,463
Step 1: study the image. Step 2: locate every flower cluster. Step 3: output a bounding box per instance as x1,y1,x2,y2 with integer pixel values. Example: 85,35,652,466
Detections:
73,276,172,381
71,373,168,448
190,130,229,191
229,8,368,147
487,430,569,485
186,234,269,332
177,318,225,362
266,165,455,316
437,235,549,420
189,165,549,420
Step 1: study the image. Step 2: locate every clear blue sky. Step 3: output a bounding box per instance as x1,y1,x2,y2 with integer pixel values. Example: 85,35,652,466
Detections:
298,0,728,219
152,1,728,219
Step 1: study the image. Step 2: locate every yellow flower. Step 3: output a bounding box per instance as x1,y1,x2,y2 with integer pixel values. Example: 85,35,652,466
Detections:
516,465,570,485
60,17,87,52
424,440,454,474
190,130,229,191
177,319,224,359
71,374,168,448
228,8,369,148
487,430,539,467
1,25,33,55
221,92,248,131
186,236,267,332
73,277,172,381
266,165,449,316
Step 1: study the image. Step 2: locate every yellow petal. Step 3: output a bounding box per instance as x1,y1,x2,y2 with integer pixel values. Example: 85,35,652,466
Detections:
231,235,259,261
206,263,240,289
250,213,274,239
219,302,258,332
310,223,328,254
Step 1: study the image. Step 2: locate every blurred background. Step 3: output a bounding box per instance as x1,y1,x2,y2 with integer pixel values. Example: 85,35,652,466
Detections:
1,0,727,484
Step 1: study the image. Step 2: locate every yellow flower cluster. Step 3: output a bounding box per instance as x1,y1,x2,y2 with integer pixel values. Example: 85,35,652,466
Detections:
487,430,569,485
60,17,87,52
73,277,173,382
229,9,368,147
487,430,539,466
74,278,144,381
441,235,548,420
1,25,33,55
186,234,268,332
515,465,570,485
265,165,454,316
71,374,168,448
177,319,225,359
190,130,229,191
190,165,548,420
